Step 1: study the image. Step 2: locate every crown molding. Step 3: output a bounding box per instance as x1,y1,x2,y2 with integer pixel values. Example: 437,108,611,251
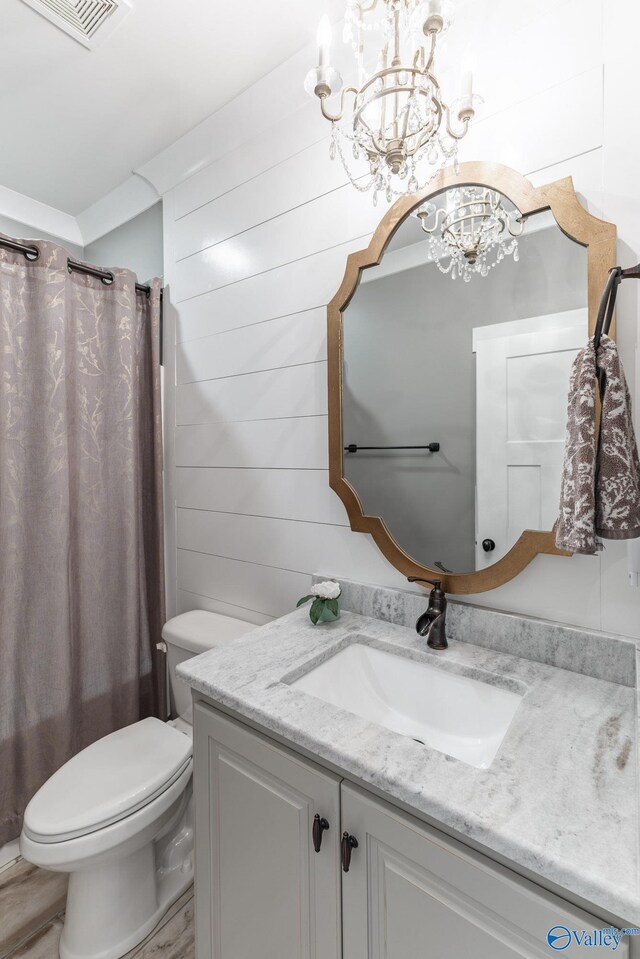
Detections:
0,184,83,247
0,172,160,251
77,174,160,246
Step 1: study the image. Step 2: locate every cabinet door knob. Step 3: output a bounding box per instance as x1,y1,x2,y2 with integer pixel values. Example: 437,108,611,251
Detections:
341,831,358,872
482,538,496,552
312,814,330,853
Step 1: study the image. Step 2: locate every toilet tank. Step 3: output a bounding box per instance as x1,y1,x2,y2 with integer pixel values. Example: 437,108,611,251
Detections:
162,610,256,725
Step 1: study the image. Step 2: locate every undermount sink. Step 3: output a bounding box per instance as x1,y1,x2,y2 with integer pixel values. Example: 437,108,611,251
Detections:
289,642,524,769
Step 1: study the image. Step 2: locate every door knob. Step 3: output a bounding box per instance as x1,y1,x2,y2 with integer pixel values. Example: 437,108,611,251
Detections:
312,814,329,853
341,832,358,872
482,539,496,552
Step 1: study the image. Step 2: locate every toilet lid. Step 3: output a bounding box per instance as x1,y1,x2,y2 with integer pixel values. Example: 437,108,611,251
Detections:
162,609,255,654
23,718,192,843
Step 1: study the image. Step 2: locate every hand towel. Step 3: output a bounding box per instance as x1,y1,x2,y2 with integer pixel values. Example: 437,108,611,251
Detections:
556,335,640,554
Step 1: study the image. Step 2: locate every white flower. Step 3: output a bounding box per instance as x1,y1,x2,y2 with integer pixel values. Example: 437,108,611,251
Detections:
311,580,341,600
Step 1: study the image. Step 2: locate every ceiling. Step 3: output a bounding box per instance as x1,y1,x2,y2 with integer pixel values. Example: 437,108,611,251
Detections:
1,0,345,215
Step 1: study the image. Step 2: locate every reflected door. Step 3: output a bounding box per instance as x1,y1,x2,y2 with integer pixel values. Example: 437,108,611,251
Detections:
473,310,587,569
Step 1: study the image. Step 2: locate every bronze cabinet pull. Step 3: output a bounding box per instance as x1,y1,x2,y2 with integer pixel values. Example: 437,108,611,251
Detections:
312,814,329,853
341,831,358,871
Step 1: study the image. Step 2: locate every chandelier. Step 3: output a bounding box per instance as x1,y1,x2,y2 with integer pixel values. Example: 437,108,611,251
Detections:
304,1,478,203
414,187,525,281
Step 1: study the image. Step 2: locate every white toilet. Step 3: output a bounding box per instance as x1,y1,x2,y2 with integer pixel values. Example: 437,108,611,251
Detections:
20,610,255,959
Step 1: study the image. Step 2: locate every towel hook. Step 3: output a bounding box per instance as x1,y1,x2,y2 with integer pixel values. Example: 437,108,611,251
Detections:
593,266,622,352
593,262,640,352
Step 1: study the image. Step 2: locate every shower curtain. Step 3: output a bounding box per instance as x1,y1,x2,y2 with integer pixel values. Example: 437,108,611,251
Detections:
0,237,166,846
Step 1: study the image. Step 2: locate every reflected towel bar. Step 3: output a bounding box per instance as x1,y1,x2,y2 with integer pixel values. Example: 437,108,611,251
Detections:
344,443,440,453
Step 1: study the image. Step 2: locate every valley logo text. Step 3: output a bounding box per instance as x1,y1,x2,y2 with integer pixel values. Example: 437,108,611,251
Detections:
547,925,640,951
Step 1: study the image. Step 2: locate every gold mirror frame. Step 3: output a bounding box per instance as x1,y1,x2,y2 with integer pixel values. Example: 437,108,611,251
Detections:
328,161,617,594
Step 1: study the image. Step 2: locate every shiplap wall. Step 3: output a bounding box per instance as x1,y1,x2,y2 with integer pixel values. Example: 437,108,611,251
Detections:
161,0,640,638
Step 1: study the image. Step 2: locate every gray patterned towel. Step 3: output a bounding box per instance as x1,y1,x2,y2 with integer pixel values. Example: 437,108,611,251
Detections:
556,334,640,554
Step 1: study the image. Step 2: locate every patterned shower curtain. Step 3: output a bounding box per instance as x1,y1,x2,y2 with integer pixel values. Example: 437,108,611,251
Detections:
0,236,166,846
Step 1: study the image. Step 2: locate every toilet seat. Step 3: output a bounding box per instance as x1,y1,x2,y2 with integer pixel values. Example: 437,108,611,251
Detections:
23,718,192,844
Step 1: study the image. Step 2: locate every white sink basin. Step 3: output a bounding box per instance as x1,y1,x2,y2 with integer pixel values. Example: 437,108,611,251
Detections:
289,643,524,769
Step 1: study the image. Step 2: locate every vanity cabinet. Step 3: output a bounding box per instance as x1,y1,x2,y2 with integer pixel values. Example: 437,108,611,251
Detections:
194,703,628,959
340,784,625,959
193,703,342,959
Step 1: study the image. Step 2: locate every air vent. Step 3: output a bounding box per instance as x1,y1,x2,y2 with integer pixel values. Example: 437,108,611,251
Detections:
19,0,131,49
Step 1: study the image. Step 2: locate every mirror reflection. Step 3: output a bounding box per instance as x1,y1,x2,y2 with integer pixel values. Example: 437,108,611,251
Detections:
342,188,588,574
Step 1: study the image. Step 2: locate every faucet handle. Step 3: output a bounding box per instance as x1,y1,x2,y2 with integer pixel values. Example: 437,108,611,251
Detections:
408,576,442,589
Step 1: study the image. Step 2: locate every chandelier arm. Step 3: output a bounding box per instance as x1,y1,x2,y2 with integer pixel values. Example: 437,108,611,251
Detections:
320,85,360,123
444,109,471,141
418,207,447,235
507,216,526,238
424,32,437,74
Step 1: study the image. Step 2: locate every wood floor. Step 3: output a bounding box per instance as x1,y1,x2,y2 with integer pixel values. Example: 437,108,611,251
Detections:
0,858,194,959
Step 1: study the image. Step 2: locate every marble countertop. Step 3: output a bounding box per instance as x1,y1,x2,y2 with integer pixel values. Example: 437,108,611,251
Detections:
178,607,638,924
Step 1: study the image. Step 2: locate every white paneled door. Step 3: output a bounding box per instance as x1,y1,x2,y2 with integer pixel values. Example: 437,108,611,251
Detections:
473,310,587,569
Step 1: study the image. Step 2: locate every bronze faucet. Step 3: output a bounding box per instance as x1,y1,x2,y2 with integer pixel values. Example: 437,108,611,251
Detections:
407,577,448,650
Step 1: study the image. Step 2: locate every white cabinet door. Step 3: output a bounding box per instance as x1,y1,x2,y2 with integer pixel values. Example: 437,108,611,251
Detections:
193,704,342,959
341,784,627,959
473,309,587,568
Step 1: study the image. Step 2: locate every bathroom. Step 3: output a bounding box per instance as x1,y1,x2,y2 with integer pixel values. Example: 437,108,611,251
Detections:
1,0,640,956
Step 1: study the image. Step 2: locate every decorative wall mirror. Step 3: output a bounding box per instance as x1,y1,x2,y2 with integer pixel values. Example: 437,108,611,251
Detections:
328,162,617,594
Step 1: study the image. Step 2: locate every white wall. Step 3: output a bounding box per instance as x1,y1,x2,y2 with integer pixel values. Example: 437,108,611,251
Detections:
0,213,84,259
84,202,164,283
157,0,640,638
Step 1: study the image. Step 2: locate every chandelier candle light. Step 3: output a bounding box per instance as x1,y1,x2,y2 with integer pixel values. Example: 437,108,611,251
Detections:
305,1,479,203
415,186,525,280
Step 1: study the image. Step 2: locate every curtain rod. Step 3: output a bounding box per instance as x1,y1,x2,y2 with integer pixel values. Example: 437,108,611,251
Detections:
0,236,154,298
